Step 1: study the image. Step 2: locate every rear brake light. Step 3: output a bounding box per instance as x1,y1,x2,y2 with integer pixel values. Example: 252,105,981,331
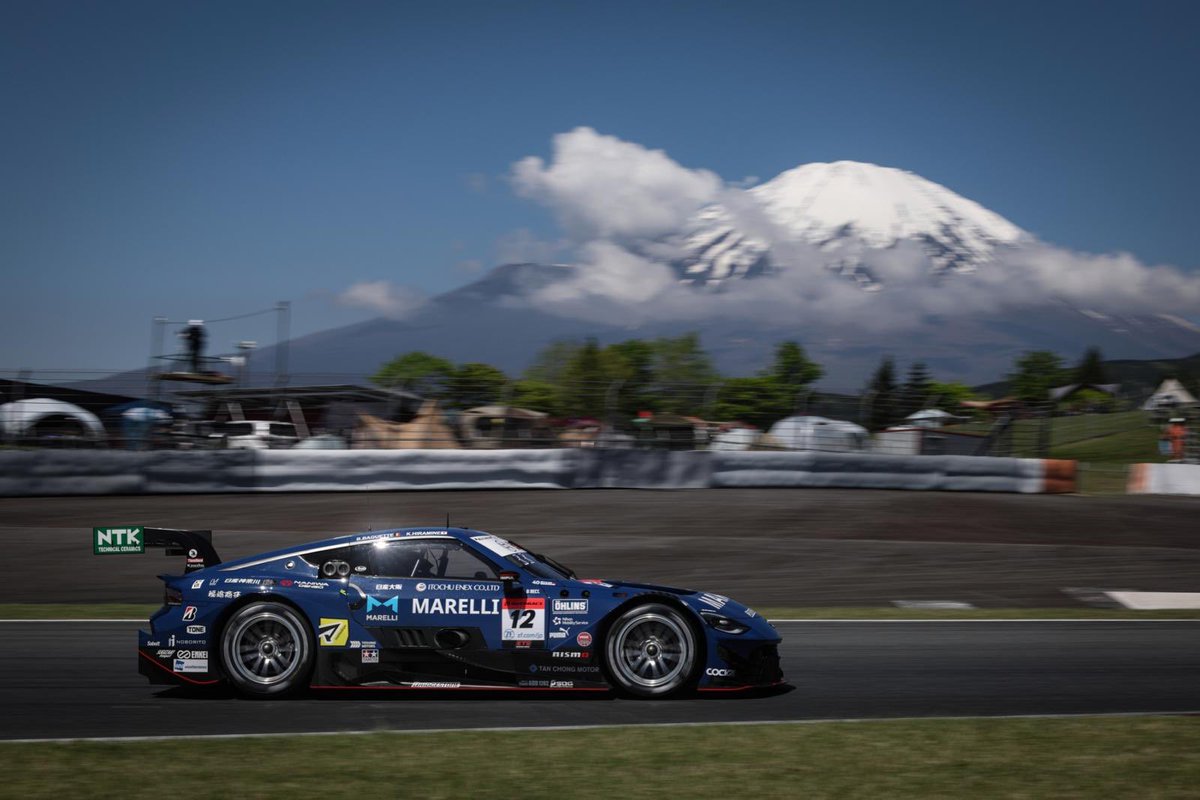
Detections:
164,586,182,606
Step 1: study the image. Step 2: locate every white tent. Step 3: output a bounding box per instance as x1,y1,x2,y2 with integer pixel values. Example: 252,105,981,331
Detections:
1141,379,1198,411
904,408,958,429
0,398,106,440
710,427,760,451
766,415,868,452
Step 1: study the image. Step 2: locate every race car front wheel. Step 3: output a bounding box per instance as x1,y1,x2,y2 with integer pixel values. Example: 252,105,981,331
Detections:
604,602,698,698
220,602,314,697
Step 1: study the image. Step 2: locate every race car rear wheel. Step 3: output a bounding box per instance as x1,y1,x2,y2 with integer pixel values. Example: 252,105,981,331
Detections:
220,602,313,697
604,602,698,698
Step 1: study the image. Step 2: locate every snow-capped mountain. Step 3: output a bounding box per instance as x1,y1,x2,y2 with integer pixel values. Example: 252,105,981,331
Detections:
679,160,1026,288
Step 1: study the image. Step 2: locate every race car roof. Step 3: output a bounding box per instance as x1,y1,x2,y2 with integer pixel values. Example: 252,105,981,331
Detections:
217,526,491,572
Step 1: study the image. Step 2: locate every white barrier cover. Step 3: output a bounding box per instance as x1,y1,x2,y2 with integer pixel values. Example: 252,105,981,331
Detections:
711,451,1044,493
1133,463,1200,496
253,449,577,491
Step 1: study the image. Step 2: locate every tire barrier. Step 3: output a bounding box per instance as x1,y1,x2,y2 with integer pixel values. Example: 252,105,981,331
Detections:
0,450,256,496
711,451,1067,493
0,449,1075,496
1127,462,1200,495
254,449,576,492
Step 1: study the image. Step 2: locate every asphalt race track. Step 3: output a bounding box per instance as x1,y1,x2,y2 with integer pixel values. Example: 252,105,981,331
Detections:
1,620,1197,741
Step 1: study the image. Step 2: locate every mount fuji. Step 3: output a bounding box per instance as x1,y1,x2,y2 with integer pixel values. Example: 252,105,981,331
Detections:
678,160,1026,289
92,160,1200,390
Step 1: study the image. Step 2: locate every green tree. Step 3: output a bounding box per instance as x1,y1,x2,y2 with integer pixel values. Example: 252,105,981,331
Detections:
899,361,933,419
714,341,824,426
371,351,455,395
561,338,608,417
511,379,561,414
927,380,977,407
449,362,508,409
867,356,899,430
651,333,718,415
1009,350,1066,403
604,339,656,416
1074,347,1108,385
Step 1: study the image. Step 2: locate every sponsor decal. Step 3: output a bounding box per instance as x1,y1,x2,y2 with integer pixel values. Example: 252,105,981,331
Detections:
190,579,203,590
553,599,588,614
576,631,593,647
552,650,589,659
280,579,293,587
552,616,588,627
697,593,728,611
366,595,400,622
409,681,461,688
145,640,160,647
501,596,546,642
186,625,206,635
411,597,500,616
317,618,349,647
294,580,328,590
222,577,268,585
207,590,243,599
173,658,208,673
174,649,206,659
745,608,757,618
705,667,735,677
375,583,404,592
156,649,175,658
403,531,450,538
534,663,599,674
181,606,197,622
578,579,612,588
532,580,556,587
549,628,568,640
470,534,529,559
92,526,144,555
416,582,499,593
519,679,575,688
361,649,379,664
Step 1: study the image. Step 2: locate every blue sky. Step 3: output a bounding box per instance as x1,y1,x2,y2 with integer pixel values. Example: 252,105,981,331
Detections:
2,0,1198,370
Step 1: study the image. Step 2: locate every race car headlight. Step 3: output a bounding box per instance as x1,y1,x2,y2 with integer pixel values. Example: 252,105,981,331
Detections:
700,611,749,635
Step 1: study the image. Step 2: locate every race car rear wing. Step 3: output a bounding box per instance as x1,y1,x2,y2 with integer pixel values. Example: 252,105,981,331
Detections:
92,526,221,573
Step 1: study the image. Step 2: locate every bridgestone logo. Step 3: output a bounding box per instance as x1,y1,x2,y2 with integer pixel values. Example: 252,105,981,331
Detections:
93,527,144,555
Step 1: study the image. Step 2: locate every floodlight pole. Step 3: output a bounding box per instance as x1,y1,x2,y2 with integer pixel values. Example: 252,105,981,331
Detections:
275,301,290,388
148,316,168,400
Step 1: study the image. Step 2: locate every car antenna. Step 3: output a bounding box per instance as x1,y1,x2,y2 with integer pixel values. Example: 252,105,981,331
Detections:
445,512,450,528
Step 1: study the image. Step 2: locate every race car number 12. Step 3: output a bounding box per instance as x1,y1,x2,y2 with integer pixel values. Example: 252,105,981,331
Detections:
501,597,545,641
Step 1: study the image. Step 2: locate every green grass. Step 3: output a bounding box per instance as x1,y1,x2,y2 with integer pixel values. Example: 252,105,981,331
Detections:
2,604,1197,621
0,603,158,619
2,717,1197,798
946,410,1165,465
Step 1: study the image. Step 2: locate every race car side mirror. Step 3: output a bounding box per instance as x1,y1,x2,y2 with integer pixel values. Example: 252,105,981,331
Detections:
498,570,520,585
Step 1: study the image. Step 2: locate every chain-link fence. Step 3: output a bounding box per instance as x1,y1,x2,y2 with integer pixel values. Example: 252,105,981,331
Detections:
1,370,1194,474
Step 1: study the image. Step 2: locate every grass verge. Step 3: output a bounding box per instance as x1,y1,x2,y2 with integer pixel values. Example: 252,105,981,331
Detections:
1,604,1197,620
1,717,1197,798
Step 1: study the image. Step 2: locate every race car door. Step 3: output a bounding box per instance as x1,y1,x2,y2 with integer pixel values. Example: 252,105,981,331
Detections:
348,537,510,679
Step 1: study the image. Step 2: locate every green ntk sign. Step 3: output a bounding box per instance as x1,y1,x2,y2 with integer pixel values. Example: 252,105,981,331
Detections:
93,526,144,554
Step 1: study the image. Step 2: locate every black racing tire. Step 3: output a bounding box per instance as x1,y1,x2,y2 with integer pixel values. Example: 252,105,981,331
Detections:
603,602,699,698
220,601,314,697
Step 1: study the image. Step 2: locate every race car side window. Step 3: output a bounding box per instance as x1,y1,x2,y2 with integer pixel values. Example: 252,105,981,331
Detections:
367,540,499,580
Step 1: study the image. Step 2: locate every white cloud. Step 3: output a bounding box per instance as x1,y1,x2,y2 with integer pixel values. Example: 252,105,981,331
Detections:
511,127,722,241
505,129,1200,332
337,281,426,318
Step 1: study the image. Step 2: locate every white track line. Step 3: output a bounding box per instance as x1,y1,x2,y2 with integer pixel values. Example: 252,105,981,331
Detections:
1,618,1199,624
3,710,1198,745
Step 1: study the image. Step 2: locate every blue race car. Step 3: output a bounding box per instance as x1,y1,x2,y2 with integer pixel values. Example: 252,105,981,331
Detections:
130,526,783,698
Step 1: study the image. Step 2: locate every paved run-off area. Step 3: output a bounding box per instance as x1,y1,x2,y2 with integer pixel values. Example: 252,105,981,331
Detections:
0,489,1197,606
